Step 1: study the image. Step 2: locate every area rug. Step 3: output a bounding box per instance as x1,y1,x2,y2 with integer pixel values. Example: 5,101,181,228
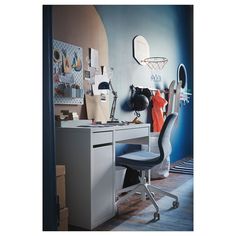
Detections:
170,159,193,175
110,178,193,231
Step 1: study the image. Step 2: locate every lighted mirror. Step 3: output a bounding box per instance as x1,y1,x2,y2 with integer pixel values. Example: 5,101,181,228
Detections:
133,35,150,65
177,63,187,89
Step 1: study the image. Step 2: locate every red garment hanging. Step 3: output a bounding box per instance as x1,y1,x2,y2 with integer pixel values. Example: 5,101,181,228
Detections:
152,90,168,132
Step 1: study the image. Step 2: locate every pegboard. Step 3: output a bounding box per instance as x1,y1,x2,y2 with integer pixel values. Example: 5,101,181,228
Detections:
53,39,84,105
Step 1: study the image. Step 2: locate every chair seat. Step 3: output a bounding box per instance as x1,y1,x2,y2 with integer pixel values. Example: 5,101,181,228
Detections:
115,113,179,221
116,151,162,170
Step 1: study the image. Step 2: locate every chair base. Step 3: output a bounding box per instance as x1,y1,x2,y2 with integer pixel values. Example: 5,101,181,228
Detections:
115,171,179,221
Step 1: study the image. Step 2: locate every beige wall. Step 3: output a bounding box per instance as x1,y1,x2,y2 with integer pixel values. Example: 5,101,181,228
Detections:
52,5,109,118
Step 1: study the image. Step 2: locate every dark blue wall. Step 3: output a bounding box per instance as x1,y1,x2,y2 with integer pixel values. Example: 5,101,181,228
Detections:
43,5,58,230
96,5,193,162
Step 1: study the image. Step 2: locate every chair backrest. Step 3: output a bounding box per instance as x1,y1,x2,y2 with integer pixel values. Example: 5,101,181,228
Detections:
158,113,178,162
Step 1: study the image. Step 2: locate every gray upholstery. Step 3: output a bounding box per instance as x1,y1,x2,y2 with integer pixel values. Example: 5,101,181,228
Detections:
116,113,179,220
116,113,178,171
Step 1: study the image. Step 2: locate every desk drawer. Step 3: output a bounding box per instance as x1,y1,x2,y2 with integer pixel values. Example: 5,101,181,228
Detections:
93,131,112,145
115,127,149,142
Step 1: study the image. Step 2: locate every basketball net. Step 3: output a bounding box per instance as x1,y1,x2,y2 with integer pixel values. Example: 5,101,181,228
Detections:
143,57,168,82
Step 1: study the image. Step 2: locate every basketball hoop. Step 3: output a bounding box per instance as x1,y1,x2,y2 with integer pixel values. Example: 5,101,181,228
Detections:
142,57,168,82
132,35,168,82
143,57,168,70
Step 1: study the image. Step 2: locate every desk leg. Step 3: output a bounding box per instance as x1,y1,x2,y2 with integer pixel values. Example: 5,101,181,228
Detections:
147,131,151,185
148,170,151,185
141,171,146,200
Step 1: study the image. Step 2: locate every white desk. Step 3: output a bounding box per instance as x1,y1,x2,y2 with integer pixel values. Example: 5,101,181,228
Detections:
56,123,150,230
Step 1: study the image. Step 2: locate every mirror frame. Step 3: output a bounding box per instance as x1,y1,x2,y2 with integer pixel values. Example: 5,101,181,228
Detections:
177,63,187,89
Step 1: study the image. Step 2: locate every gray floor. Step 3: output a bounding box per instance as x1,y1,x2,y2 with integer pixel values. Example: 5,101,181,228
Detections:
69,173,193,231
112,179,193,231
96,176,193,231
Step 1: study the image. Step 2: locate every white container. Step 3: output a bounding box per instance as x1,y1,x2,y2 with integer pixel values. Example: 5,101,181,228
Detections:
76,88,84,98
64,87,76,97
115,166,127,192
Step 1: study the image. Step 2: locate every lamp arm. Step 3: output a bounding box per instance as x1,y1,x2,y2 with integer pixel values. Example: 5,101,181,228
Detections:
109,80,117,96
109,80,118,121
110,96,117,121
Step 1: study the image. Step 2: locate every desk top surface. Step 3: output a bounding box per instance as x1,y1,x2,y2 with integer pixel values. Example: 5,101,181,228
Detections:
57,122,150,132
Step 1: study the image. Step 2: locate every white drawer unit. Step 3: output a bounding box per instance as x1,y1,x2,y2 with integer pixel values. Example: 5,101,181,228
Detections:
93,131,113,146
115,127,149,142
56,127,115,230
55,123,150,230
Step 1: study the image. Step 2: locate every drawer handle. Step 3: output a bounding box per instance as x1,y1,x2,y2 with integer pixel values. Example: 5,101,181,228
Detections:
93,143,112,148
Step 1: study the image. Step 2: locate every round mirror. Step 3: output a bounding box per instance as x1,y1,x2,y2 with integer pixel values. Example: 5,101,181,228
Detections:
177,64,187,89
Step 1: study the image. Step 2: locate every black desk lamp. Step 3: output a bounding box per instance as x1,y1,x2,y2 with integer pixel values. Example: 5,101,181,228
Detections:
98,81,119,123
130,85,149,123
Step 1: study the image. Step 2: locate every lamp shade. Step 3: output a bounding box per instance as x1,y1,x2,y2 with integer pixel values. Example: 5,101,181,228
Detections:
131,94,149,111
98,81,110,90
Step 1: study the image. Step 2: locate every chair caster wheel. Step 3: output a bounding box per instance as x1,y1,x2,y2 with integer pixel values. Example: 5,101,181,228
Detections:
172,201,179,208
153,212,160,221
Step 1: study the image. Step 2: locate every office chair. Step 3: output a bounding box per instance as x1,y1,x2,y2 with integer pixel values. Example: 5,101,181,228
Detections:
116,113,179,221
